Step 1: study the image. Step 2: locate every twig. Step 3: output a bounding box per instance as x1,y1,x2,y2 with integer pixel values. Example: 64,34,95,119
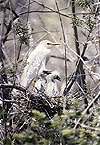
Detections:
74,91,100,129
19,0,71,18
51,55,71,61
73,45,100,77
26,0,30,23
68,12,100,15
55,0,67,85
0,84,26,92
17,44,22,61
59,0,71,11
80,123,100,131
55,0,67,113
18,10,100,16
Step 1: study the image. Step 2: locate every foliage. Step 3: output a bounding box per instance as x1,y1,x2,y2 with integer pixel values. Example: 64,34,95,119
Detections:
3,138,13,145
76,0,94,8
71,16,83,28
14,18,30,46
13,107,100,145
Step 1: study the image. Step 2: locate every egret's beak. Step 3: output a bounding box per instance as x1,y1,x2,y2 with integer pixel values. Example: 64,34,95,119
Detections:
48,42,61,46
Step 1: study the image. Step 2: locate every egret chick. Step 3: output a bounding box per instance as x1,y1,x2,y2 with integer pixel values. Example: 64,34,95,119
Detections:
21,40,60,88
46,70,61,97
35,70,51,92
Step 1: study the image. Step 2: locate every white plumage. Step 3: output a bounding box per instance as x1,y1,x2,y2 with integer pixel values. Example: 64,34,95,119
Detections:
35,70,51,92
46,70,61,97
21,40,60,88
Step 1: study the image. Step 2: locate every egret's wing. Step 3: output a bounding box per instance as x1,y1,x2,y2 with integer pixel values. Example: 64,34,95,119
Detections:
21,51,46,88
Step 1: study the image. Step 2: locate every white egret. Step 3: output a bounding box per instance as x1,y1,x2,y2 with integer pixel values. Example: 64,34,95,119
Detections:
46,70,61,97
21,40,60,88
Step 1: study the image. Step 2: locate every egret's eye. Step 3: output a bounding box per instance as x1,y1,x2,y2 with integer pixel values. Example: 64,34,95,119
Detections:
47,42,50,45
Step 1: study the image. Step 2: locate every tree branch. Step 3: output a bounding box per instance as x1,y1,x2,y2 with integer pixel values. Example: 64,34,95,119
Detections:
0,84,26,93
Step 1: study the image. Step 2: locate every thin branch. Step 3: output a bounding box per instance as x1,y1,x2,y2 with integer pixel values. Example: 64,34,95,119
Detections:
69,12,100,15
55,0,67,113
0,84,26,92
55,0,67,90
51,55,71,61
74,91,100,129
18,10,100,16
19,0,71,18
59,0,71,11
26,0,30,23
80,123,100,131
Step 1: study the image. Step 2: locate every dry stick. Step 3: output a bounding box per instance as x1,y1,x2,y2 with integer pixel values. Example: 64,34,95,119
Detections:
80,123,100,131
55,0,67,112
19,10,100,16
26,0,30,23
0,84,26,92
74,91,100,129
51,55,71,61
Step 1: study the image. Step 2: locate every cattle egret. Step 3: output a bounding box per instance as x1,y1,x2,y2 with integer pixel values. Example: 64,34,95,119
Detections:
46,70,61,97
35,70,51,92
21,40,60,88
